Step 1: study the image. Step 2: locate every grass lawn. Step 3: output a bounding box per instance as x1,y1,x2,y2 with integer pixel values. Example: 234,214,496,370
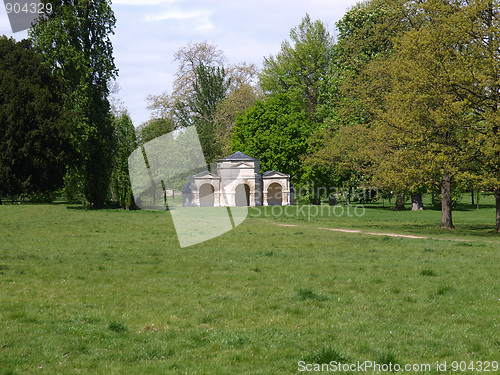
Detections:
0,197,499,374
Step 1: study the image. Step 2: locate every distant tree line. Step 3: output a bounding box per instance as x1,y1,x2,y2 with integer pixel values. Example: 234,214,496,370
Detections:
1,0,499,232
293,0,500,232
231,1,499,233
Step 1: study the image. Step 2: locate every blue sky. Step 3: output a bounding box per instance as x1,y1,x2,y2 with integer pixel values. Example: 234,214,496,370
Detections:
1,0,360,126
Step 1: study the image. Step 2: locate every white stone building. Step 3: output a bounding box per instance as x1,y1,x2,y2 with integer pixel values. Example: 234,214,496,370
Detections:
183,152,292,207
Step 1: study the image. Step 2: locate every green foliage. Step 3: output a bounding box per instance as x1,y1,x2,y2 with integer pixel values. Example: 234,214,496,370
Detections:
334,0,406,73
430,0,500,231
29,0,118,208
318,0,408,128
62,168,86,205
360,1,492,228
111,114,136,209
24,191,60,204
231,93,316,184
192,63,231,124
304,0,500,231
176,62,231,163
136,118,174,146
0,36,71,199
214,84,262,157
303,2,408,195
259,14,333,120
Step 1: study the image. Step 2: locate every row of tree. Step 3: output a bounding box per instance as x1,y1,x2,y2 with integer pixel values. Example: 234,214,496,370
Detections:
126,1,500,232
142,16,333,184
226,1,499,233
0,0,136,209
154,2,498,232
312,0,500,232
1,0,499,232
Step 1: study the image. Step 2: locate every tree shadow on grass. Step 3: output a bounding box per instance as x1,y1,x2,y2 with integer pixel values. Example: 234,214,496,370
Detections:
66,205,88,210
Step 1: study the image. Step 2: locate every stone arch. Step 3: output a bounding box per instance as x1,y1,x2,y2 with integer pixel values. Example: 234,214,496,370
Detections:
267,182,283,206
199,183,215,207
235,183,251,206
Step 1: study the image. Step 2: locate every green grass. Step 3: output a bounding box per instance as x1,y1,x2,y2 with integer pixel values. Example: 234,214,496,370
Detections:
255,192,500,240
0,200,499,374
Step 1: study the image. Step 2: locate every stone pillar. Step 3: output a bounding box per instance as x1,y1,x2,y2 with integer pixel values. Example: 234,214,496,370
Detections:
282,187,288,206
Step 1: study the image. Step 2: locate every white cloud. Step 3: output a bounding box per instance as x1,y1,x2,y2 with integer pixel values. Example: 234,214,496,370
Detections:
144,9,214,31
111,0,361,125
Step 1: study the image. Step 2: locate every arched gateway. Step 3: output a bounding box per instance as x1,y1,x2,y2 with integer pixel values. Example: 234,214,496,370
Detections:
183,152,292,207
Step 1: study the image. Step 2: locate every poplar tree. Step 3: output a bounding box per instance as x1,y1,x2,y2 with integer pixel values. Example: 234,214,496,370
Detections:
29,0,118,208
111,113,136,209
176,63,231,163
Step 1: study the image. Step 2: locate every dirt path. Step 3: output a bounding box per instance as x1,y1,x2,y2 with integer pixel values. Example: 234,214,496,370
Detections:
273,223,492,243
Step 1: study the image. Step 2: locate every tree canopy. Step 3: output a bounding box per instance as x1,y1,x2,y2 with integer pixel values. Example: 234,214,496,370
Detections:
145,41,261,162
29,0,118,208
259,14,333,120
0,36,71,202
231,93,315,185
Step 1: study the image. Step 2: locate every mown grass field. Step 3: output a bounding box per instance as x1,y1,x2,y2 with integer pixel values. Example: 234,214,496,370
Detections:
0,197,499,374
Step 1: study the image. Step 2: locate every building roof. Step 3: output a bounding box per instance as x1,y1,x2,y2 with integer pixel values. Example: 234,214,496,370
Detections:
191,170,220,179
262,170,290,178
217,151,258,162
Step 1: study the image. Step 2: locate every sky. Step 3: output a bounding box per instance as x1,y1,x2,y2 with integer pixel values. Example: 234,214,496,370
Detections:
1,0,361,127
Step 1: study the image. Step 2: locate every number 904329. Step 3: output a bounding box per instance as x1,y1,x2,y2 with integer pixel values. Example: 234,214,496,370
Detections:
5,2,53,15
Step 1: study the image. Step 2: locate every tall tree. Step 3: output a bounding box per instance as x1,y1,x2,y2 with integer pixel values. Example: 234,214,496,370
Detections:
0,36,71,202
171,41,227,103
360,0,482,228
303,0,409,199
146,41,259,132
259,14,333,120
437,0,500,232
325,0,409,126
176,62,231,163
29,0,118,208
111,113,136,209
367,0,500,231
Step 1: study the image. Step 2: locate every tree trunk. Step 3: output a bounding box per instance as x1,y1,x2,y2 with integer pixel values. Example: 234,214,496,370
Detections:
440,172,455,229
495,188,500,233
411,193,425,211
394,193,405,211
471,189,474,206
